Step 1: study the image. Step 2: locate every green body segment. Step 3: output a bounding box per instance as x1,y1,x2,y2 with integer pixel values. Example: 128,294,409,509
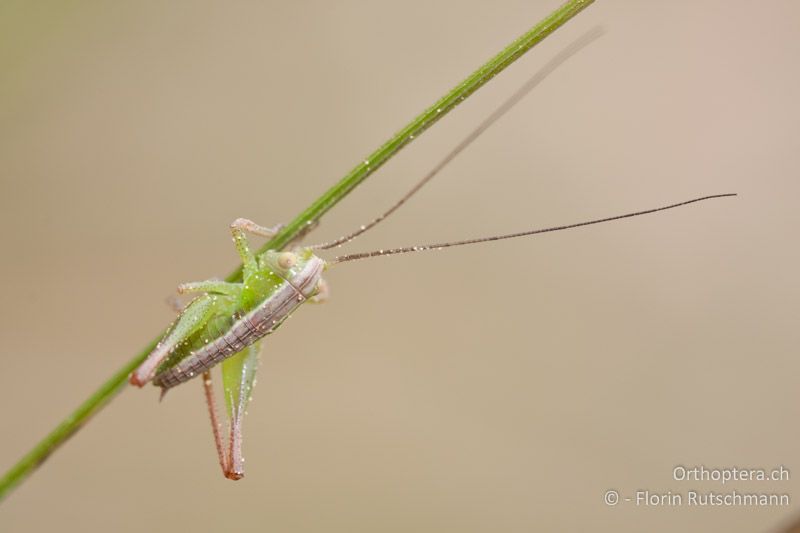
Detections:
154,268,286,376
150,248,326,389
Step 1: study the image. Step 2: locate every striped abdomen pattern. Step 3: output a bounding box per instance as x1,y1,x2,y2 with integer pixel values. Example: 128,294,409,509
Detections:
153,257,324,389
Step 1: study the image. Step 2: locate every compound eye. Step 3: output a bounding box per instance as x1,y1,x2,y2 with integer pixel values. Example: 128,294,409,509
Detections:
277,252,297,270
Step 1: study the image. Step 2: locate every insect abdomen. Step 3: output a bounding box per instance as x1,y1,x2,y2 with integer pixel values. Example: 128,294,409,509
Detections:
153,256,324,389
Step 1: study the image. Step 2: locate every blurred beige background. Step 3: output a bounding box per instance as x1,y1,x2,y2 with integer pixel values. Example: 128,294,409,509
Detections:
1,1,798,531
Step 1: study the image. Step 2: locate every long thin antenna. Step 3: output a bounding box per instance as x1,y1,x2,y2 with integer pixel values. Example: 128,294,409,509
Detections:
311,27,605,251
332,194,736,264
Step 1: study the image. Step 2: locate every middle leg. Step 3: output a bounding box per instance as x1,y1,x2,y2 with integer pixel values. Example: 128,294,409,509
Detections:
177,280,241,296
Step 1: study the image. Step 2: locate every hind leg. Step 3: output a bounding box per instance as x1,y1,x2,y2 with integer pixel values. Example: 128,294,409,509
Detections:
201,343,261,480
202,371,230,477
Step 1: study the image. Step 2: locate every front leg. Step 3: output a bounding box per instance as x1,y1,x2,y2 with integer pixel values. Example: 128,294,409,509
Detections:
231,218,283,278
230,219,284,278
